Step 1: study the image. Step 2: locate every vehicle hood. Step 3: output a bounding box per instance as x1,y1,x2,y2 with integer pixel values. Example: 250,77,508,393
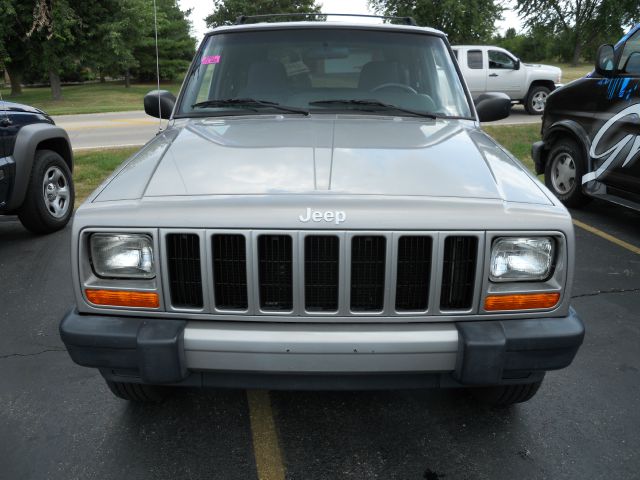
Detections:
0,100,47,115
524,63,562,77
93,116,552,205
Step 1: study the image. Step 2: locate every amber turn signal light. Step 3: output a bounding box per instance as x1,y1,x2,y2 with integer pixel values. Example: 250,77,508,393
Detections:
484,292,560,311
85,289,159,308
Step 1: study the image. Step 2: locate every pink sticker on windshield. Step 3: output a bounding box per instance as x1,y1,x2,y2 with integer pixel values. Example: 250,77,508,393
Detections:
201,55,221,65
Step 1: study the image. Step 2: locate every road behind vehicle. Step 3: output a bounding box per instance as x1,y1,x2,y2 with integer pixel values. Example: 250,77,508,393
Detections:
0,99,74,233
59,15,583,407
533,23,640,211
452,45,562,114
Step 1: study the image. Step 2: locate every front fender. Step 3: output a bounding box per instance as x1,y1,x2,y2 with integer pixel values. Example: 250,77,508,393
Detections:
538,119,592,174
7,123,72,210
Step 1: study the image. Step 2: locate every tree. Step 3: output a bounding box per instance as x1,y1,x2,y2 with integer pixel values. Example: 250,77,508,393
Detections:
206,0,321,28
133,0,196,82
0,1,36,96
369,0,503,44
27,0,82,100
514,0,640,66
94,0,153,88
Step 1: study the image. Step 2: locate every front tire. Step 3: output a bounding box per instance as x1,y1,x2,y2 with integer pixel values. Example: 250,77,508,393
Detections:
106,380,167,403
544,138,591,208
472,380,543,407
525,85,550,115
18,149,74,234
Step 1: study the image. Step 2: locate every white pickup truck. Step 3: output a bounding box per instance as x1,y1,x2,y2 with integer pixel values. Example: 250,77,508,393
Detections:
452,46,562,115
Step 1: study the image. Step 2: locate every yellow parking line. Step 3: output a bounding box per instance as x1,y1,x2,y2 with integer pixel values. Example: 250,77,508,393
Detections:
246,390,286,480
573,219,640,255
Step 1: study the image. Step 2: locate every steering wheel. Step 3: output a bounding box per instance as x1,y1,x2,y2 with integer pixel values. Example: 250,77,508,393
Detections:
371,83,418,94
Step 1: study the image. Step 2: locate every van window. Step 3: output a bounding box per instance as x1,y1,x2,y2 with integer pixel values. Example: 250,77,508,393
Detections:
620,30,640,74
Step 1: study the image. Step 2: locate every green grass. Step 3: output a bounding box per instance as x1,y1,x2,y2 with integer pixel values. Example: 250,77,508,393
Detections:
483,124,540,174
551,63,593,83
74,147,139,203
1,81,181,116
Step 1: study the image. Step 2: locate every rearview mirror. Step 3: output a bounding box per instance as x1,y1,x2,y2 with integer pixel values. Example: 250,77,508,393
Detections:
514,59,521,70
474,92,511,122
595,44,615,76
144,90,176,119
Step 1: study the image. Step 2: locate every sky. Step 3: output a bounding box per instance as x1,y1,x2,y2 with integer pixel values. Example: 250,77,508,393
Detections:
178,0,521,42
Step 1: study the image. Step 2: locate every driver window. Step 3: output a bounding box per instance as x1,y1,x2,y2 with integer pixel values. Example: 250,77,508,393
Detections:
488,50,515,70
619,30,640,75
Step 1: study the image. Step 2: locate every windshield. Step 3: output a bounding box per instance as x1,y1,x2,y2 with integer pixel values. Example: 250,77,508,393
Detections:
178,28,473,119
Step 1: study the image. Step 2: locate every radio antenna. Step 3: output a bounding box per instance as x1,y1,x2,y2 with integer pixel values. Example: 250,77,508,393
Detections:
153,0,162,132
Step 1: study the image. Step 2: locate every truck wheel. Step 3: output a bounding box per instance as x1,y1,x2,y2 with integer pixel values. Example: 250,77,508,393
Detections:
544,138,591,207
472,380,543,407
525,85,550,115
18,149,74,234
106,380,167,403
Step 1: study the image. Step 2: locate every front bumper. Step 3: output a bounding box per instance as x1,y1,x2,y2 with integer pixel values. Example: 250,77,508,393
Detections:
60,308,584,389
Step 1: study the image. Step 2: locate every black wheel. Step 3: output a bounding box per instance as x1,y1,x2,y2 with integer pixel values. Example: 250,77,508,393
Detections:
18,149,74,234
544,138,591,208
105,380,167,403
472,380,543,407
525,85,550,115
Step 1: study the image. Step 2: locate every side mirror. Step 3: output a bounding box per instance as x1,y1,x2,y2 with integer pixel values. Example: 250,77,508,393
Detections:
514,59,521,70
595,44,615,76
475,92,511,122
144,90,176,119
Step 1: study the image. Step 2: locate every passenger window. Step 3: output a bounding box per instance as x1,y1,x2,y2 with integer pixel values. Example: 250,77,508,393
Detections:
467,50,483,69
489,50,515,70
620,30,640,75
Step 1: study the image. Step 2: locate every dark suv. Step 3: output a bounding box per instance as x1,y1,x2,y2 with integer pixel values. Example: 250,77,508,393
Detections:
533,24,640,210
0,100,74,233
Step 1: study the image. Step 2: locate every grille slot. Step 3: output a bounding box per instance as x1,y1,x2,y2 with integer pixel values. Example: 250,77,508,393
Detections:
166,233,203,309
350,236,386,312
305,236,339,312
212,234,248,310
258,235,293,311
396,236,432,311
440,236,478,310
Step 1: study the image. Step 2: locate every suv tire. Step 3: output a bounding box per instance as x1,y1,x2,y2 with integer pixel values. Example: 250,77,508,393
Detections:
544,138,591,207
18,149,74,234
525,85,550,115
106,380,167,403
472,380,543,406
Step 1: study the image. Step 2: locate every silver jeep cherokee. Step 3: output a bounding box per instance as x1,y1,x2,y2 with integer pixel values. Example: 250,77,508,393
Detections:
60,17,584,405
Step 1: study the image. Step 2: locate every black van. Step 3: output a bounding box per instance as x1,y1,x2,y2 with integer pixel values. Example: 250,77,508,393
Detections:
533,24,640,210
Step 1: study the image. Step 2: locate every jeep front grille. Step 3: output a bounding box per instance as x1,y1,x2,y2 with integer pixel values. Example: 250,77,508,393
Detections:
258,234,293,311
440,236,478,310
212,234,248,310
161,230,483,317
304,235,340,312
350,236,386,312
395,236,432,311
166,233,204,309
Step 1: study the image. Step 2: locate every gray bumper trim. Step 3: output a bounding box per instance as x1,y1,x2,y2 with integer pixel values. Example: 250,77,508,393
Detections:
60,307,584,387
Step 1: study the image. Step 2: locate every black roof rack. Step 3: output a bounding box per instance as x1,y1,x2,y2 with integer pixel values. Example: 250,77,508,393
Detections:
234,13,417,26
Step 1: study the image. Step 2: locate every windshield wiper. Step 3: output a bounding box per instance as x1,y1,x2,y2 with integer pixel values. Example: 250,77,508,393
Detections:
309,99,439,119
191,98,309,116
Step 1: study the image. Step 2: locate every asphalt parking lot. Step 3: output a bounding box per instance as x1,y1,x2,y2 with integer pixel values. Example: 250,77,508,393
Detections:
1,199,638,480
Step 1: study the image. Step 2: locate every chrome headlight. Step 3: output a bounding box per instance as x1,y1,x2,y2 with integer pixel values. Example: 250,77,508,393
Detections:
490,237,554,282
90,234,155,279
